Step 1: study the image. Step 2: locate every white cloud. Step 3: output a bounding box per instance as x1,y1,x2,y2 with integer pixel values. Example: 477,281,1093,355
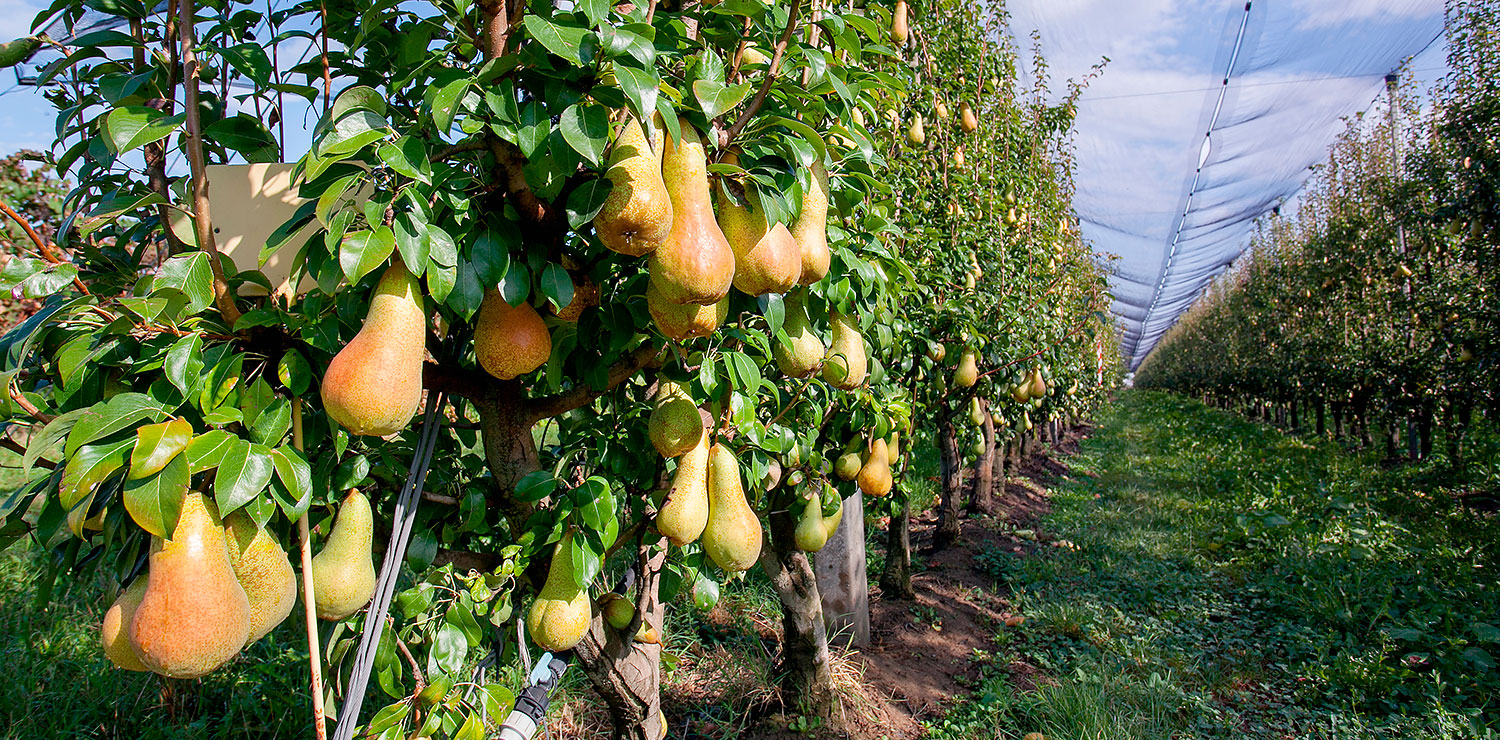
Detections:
1290,0,1443,30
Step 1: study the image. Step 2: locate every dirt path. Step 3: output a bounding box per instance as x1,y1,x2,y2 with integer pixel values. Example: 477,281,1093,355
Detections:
850,428,1089,737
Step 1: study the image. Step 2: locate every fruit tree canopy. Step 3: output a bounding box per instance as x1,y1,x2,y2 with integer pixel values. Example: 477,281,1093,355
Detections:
1006,0,1446,369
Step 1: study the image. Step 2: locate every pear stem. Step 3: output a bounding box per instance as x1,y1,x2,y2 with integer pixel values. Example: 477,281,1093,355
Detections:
292,398,328,740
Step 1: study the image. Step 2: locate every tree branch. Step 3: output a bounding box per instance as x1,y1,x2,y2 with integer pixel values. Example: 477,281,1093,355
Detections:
488,138,552,225
721,0,803,147
176,0,243,327
524,344,663,422
0,437,50,468
0,202,90,294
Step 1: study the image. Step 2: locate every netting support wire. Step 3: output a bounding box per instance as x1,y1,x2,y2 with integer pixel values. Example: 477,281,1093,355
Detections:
332,390,449,740
1128,0,1254,369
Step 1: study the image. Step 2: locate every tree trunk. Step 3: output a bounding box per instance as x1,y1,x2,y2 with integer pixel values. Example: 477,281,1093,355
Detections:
878,497,915,600
573,542,669,740
969,401,996,515
475,382,540,536
1315,400,1326,437
1290,399,1299,432
760,508,837,719
1419,402,1434,459
933,418,963,551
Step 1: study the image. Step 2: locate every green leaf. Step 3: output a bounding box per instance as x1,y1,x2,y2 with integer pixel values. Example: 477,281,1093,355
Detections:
270,446,312,514
514,471,557,503
341,228,397,284
498,261,530,307
522,14,590,65
278,350,313,397
558,103,609,166
332,85,387,120
66,393,166,458
430,76,473,134
250,398,292,446
565,178,612,229
539,263,575,310
517,101,549,158
378,135,431,183
427,223,457,267
220,43,273,86
23,408,86,475
692,80,753,120
103,106,185,153
393,212,431,273
59,438,132,510
164,332,204,398
205,114,280,163
333,454,371,490
214,439,275,515
613,63,659,122
430,623,467,674
128,417,193,479
575,477,614,530
151,253,215,315
726,351,762,394
569,532,602,589
79,191,167,237
123,453,189,538
320,110,390,157
184,429,238,474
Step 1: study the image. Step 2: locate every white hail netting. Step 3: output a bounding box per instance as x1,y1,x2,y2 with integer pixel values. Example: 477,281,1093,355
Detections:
1005,0,1446,369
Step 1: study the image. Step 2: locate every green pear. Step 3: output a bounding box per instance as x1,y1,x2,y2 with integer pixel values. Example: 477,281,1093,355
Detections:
128,493,252,678
702,444,762,572
773,288,826,378
526,532,592,651
822,311,868,390
648,379,704,458
657,435,710,547
594,116,673,257
311,490,377,621
793,495,829,552
101,578,148,671
647,279,727,341
716,162,800,296
321,261,427,436
969,397,985,427
834,449,863,481
224,511,297,643
649,120,735,305
954,349,979,388
791,161,831,285
857,438,893,497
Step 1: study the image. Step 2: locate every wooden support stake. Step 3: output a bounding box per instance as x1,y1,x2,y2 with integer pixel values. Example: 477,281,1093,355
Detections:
293,398,328,740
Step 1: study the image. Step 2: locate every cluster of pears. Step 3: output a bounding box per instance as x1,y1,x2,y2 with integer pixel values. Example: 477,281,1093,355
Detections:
648,381,763,572
1008,366,1048,404
101,490,377,676
833,431,896,498
590,113,832,342
772,289,869,390
792,481,846,553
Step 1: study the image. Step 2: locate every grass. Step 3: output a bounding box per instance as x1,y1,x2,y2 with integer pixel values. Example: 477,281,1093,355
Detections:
929,391,1499,740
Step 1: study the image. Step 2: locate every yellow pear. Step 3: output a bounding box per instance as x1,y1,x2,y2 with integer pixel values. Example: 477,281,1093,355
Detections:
311,490,377,621
791,161,831,285
1028,368,1047,399
954,349,979,388
526,532,592,651
822,311,868,390
936,99,950,120
128,493,252,678
888,431,901,460
594,116,673,256
649,120,735,305
474,291,552,380
907,114,926,146
647,279,727,340
891,0,909,44
321,261,426,436
101,578,148,671
716,175,801,296
793,495,828,552
969,397,985,427
551,274,600,322
961,102,978,133
834,449,863,480
224,512,297,643
657,435,710,546
773,288,826,378
740,44,770,67
702,444,762,572
648,379,704,458
857,438,893,497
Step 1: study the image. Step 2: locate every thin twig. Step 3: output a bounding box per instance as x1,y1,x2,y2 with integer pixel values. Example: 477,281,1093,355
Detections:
177,0,243,327
0,202,90,294
8,385,53,423
721,0,804,146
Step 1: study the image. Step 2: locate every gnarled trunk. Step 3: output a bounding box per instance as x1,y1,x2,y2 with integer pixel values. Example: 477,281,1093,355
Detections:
933,418,963,551
969,402,995,515
573,542,669,740
879,497,915,600
760,507,836,719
